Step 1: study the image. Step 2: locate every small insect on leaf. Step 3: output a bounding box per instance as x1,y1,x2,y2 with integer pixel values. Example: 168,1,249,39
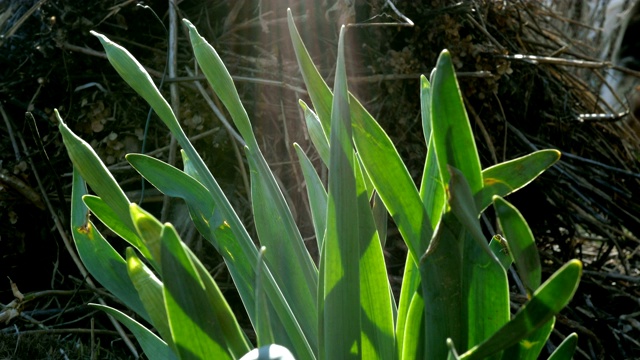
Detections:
493,234,510,255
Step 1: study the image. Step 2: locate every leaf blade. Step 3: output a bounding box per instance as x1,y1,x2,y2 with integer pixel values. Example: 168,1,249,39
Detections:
431,50,482,193
494,196,542,294
70,168,149,322
322,26,361,358
93,304,177,360
461,260,582,360
476,150,560,212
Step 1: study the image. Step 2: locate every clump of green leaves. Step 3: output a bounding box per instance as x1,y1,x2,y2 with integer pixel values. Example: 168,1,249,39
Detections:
58,10,581,360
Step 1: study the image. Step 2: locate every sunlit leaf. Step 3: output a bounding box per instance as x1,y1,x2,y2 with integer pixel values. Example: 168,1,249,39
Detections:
322,26,361,358
294,143,327,253
160,222,231,360
430,50,482,193
547,333,578,360
70,168,149,322
476,150,560,212
461,260,582,359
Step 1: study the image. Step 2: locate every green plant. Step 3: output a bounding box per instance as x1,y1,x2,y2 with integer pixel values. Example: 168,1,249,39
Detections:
57,10,581,360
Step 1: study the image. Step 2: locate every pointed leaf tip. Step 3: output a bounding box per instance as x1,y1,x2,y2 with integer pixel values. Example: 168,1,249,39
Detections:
54,109,64,125
90,31,108,44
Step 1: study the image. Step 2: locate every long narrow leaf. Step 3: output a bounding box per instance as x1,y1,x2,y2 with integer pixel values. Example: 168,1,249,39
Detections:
127,154,214,219
59,111,133,230
399,288,426,360
397,74,443,360
70,168,149,322
420,212,465,359
350,93,431,258
245,153,319,337
419,75,445,230
91,32,183,137
322,26,361,358
396,253,421,359
354,160,395,359
317,241,327,360
160,222,231,360
126,247,173,349
82,195,150,260
494,196,541,294
255,247,275,347
294,143,328,253
86,35,299,350
448,166,509,351
188,244,252,359
475,150,560,212
185,21,319,351
299,100,330,166
430,50,482,193
287,11,431,260
287,9,332,135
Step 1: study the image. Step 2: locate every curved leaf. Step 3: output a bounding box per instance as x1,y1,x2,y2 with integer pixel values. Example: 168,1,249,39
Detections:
399,289,426,360
185,22,319,350
70,169,149,322
548,333,578,360
160,222,231,360
461,260,582,359
91,32,182,136
93,304,177,360
494,196,541,294
500,317,554,360
127,153,214,221
126,248,172,349
83,195,151,261
476,150,560,212
59,111,132,229
294,143,327,253
299,100,330,166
